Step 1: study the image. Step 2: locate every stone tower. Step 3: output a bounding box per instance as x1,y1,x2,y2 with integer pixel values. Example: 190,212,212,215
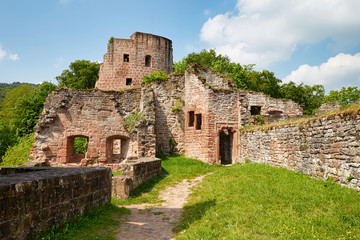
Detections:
95,32,173,91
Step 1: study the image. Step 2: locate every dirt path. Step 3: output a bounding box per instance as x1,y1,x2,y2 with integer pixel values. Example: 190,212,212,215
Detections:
115,174,209,240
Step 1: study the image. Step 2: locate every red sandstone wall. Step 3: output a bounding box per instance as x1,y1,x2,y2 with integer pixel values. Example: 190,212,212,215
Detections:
29,88,156,165
96,32,173,91
184,64,240,164
151,74,185,155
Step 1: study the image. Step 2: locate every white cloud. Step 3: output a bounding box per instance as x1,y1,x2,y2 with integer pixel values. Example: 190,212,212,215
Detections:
283,53,360,92
0,45,7,60
203,9,210,16
200,0,360,68
0,44,20,62
54,57,65,69
8,53,19,61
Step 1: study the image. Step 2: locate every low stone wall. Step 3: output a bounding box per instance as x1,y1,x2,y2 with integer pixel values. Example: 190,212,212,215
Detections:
112,157,162,199
238,111,360,191
0,167,111,240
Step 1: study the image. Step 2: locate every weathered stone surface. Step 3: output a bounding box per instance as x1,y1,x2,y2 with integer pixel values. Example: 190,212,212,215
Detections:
183,64,302,164
315,102,342,115
0,167,111,240
29,88,156,165
238,111,360,191
111,157,161,199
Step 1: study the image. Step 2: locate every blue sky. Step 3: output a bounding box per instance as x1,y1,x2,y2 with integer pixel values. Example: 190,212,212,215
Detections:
0,0,359,93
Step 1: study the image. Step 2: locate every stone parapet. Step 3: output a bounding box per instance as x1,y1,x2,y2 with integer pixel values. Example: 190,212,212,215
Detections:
0,167,111,239
238,111,360,191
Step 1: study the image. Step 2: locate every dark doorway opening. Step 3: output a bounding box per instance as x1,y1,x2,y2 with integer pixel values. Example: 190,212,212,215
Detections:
220,129,233,164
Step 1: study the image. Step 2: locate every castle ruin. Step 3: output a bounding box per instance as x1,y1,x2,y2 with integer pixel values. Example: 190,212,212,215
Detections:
29,32,303,166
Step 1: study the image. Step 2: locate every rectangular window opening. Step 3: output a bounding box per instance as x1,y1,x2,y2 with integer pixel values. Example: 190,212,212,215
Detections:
188,111,194,127
112,139,121,155
195,114,202,130
145,55,151,67
123,54,129,62
250,106,261,115
126,78,132,86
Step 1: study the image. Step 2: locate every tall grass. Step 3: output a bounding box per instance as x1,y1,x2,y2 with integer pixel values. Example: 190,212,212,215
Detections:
175,163,360,239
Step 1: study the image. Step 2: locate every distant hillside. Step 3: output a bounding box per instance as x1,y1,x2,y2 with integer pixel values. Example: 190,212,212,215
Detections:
0,82,38,100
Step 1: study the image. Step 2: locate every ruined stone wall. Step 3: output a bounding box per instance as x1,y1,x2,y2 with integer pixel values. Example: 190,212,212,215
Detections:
239,91,303,126
0,167,111,239
112,157,162,199
29,88,156,166
184,64,240,164
96,32,173,91
238,111,360,191
151,74,185,155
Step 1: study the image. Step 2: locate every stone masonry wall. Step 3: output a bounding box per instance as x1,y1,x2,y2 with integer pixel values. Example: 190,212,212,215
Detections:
112,157,162,199
184,64,240,164
29,88,156,166
238,111,360,191
96,32,173,91
239,90,303,126
151,74,185,155
0,167,111,239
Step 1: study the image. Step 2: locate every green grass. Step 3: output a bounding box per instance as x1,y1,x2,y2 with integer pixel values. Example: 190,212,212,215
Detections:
111,155,221,205
34,203,130,240
112,171,122,176
174,163,360,240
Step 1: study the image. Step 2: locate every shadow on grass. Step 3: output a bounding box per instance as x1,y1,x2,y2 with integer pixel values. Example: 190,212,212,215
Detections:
127,167,170,198
173,199,216,234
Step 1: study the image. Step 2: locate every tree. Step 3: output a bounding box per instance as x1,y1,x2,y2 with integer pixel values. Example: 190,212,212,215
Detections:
248,70,283,98
281,82,325,115
56,60,100,89
323,86,360,105
0,83,37,122
0,121,17,160
173,49,254,90
12,81,57,136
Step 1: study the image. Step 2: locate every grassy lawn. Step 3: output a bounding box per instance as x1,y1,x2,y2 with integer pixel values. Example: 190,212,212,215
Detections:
34,204,130,240
112,155,222,205
174,163,360,240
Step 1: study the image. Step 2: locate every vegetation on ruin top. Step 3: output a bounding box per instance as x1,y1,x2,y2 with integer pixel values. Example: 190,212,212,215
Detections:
174,162,360,239
240,102,360,132
140,71,170,87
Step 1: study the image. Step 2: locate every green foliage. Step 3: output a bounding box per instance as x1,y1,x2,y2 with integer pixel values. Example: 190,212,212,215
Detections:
347,175,355,182
0,121,17,159
12,82,57,136
56,60,100,89
123,111,145,132
141,71,169,87
108,36,114,44
324,86,360,106
34,203,130,240
1,133,34,166
175,163,360,239
281,82,325,115
73,137,87,154
245,158,251,164
171,98,184,113
169,138,177,155
173,49,325,114
0,83,37,122
255,115,264,125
